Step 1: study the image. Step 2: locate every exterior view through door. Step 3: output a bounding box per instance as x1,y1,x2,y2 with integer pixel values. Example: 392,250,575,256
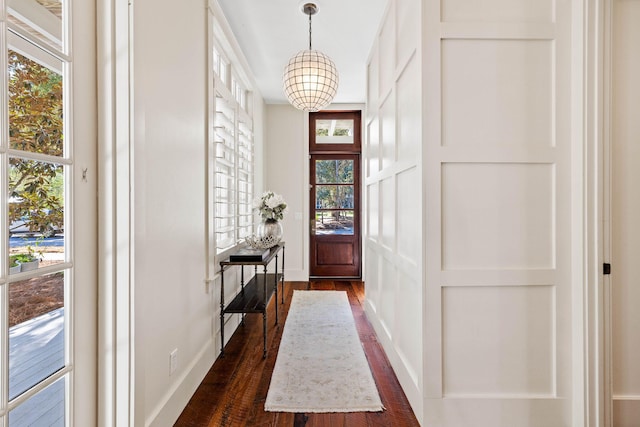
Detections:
309,111,361,278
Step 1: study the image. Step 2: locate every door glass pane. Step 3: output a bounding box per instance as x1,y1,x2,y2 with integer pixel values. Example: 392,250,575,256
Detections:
315,185,354,209
315,119,354,144
9,375,65,426
9,272,65,399
339,186,354,208
315,159,354,183
8,49,64,157
9,159,65,271
315,210,354,235
8,0,65,53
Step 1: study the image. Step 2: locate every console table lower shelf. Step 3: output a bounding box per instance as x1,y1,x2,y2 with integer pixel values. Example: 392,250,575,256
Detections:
219,243,285,358
220,272,283,358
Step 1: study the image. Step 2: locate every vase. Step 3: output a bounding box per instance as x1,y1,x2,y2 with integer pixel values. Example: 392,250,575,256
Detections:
256,219,283,248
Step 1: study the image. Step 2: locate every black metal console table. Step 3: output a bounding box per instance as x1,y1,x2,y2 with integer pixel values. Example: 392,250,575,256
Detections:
219,243,285,358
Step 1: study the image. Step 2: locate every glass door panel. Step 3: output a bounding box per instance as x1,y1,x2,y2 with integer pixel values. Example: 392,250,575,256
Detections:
314,159,355,236
3,4,74,423
315,159,354,183
310,154,361,277
9,272,65,399
315,185,354,208
8,49,64,156
315,210,354,236
9,376,66,426
9,159,66,272
8,0,66,54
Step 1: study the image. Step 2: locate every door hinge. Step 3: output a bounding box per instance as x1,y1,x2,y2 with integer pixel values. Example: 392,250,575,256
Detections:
603,263,611,275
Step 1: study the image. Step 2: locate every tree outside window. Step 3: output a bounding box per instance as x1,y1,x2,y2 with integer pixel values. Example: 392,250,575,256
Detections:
8,51,64,238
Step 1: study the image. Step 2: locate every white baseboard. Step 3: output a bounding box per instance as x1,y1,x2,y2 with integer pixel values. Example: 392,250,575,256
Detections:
284,268,307,282
146,340,217,427
145,311,247,427
146,312,249,426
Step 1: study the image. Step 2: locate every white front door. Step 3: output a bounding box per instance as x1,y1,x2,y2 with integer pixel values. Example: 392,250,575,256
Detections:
609,0,640,423
1,1,96,425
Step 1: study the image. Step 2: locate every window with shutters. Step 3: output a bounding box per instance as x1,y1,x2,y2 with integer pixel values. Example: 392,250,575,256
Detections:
212,43,254,255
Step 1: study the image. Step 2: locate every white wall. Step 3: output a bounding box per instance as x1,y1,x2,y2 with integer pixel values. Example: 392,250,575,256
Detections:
364,0,424,422
132,1,210,424
265,105,306,280
610,0,640,423
122,1,265,425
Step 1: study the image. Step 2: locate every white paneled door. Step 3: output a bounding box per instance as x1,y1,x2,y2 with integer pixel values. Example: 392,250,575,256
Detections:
1,1,97,425
610,0,640,424
423,0,578,424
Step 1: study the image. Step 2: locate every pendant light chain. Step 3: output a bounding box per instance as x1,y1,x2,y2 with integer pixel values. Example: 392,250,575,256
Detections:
282,2,339,112
308,12,312,50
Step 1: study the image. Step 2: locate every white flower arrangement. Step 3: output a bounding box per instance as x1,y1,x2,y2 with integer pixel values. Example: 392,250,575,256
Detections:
253,191,288,221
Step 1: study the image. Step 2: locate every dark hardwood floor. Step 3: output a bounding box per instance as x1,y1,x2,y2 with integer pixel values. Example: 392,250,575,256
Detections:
175,281,420,427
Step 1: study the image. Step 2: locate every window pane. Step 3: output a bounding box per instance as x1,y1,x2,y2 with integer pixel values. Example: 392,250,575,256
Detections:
9,375,65,426
8,0,65,53
315,210,354,235
215,93,237,253
9,159,65,271
213,48,220,77
211,44,255,254
339,186,354,208
8,49,64,156
315,119,354,144
315,160,354,184
9,272,66,399
316,185,354,209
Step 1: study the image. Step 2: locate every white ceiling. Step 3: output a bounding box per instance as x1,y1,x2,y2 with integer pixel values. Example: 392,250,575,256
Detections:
217,0,388,105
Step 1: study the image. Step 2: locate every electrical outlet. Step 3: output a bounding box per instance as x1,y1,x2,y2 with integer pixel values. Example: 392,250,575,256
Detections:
169,349,178,375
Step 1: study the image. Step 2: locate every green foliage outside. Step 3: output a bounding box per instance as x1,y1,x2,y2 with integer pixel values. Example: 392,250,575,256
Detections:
315,124,351,137
8,51,64,237
333,128,350,136
315,160,353,210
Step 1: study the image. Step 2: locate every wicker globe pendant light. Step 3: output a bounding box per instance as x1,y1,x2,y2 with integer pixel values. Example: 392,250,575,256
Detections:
283,2,338,112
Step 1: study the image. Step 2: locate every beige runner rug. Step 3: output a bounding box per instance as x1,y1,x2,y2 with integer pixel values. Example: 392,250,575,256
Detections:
265,290,384,413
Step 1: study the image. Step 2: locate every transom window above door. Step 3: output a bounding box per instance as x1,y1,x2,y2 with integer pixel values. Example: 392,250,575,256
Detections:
309,111,361,153
315,119,355,144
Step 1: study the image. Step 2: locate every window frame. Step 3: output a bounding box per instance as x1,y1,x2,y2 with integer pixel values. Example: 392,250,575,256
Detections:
210,24,254,259
309,110,362,153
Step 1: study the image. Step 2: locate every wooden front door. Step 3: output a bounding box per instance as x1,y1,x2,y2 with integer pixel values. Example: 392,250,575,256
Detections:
309,111,361,278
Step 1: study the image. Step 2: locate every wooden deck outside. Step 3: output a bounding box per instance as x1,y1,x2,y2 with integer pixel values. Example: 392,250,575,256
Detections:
176,281,420,427
8,307,65,426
